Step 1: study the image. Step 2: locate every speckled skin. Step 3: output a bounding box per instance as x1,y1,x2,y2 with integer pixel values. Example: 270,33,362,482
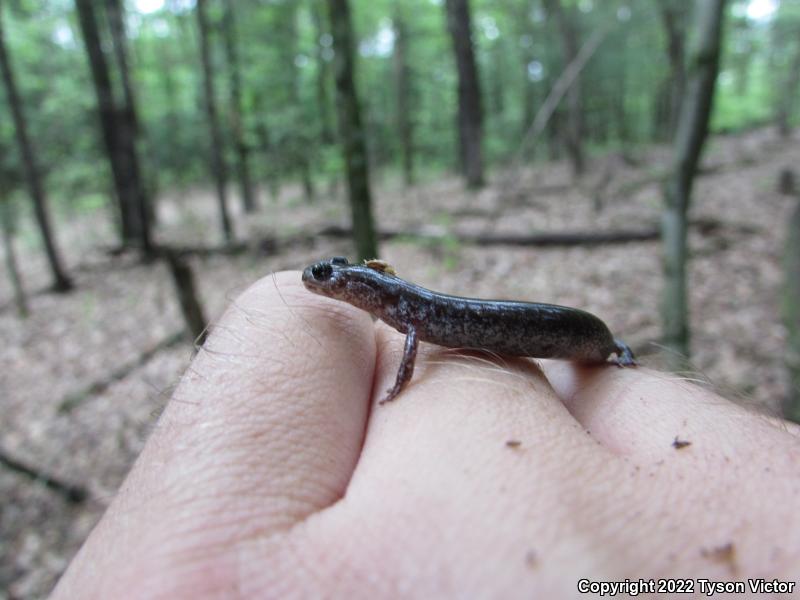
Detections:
302,257,636,402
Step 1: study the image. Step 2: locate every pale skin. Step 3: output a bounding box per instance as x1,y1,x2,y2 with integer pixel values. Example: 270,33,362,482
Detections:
53,272,800,599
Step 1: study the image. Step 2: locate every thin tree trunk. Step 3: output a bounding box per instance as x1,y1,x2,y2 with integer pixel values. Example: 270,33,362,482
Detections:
614,83,629,148
393,7,414,186
311,3,335,144
104,0,153,255
75,0,141,248
288,4,315,203
327,0,378,260
490,42,505,118
222,0,256,213
158,35,180,173
614,30,630,149
0,199,28,316
547,105,563,159
105,0,137,133
517,5,538,151
544,0,585,177
777,42,800,138
196,0,233,243
523,77,537,156
444,0,484,189
255,119,281,202
507,28,607,186
732,34,751,96
783,198,800,422
656,0,688,140
661,0,726,368
0,9,72,292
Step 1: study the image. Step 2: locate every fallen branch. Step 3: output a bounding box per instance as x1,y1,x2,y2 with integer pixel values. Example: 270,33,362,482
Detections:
0,449,88,504
460,229,660,246
58,330,186,414
163,251,208,346
312,216,755,248
102,242,250,258
315,224,660,246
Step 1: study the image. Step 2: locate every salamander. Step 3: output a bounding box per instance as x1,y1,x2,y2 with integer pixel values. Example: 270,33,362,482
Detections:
302,257,636,404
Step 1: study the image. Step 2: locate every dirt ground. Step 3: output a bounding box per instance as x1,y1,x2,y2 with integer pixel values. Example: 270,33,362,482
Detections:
1,128,798,598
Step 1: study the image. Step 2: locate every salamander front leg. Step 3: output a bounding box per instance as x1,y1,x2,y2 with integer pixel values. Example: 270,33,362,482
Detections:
380,326,419,405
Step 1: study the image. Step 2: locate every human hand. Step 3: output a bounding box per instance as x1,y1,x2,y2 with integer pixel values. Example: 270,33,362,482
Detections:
52,272,800,598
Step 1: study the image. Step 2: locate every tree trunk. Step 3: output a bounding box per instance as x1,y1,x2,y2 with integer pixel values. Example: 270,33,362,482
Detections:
444,0,484,189
104,0,153,255
522,76,538,157
311,3,335,145
517,6,538,153
544,0,585,177
511,28,606,178
655,0,689,141
158,35,180,170
661,0,726,368
779,169,796,196
0,199,28,316
288,4,315,203
0,9,72,292
783,199,800,422
105,0,137,134
222,0,256,213
614,82,629,148
393,7,414,187
614,30,630,150
75,0,144,250
196,0,234,243
777,41,800,138
490,43,505,118
547,103,563,160
255,119,281,202
327,0,378,260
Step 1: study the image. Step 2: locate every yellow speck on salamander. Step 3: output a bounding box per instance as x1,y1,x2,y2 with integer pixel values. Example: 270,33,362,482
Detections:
364,259,396,276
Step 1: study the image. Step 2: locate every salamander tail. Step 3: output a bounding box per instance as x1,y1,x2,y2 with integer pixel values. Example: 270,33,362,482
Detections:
612,339,638,367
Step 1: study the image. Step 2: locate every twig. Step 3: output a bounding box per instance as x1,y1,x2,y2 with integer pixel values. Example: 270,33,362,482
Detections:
0,449,88,504
58,330,186,414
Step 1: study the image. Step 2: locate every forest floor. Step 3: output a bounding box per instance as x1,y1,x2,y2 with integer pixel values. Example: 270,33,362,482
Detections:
1,127,799,598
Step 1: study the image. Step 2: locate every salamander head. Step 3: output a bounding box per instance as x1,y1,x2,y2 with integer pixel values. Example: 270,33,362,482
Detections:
302,257,399,314
302,257,351,298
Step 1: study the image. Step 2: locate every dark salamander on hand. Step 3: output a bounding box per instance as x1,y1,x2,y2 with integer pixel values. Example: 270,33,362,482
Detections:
302,257,637,404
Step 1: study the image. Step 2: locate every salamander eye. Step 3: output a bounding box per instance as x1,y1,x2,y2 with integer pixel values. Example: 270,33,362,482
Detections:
331,256,349,265
311,263,333,280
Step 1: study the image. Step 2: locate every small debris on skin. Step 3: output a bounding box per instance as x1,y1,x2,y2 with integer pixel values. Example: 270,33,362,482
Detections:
364,259,396,275
506,439,522,448
701,542,738,576
672,436,692,450
525,549,538,569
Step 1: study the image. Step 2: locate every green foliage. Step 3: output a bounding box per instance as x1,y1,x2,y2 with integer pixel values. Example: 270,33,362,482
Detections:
0,0,795,220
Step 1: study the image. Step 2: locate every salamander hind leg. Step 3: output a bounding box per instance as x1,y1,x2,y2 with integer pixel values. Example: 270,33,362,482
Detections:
380,327,419,405
612,338,638,367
